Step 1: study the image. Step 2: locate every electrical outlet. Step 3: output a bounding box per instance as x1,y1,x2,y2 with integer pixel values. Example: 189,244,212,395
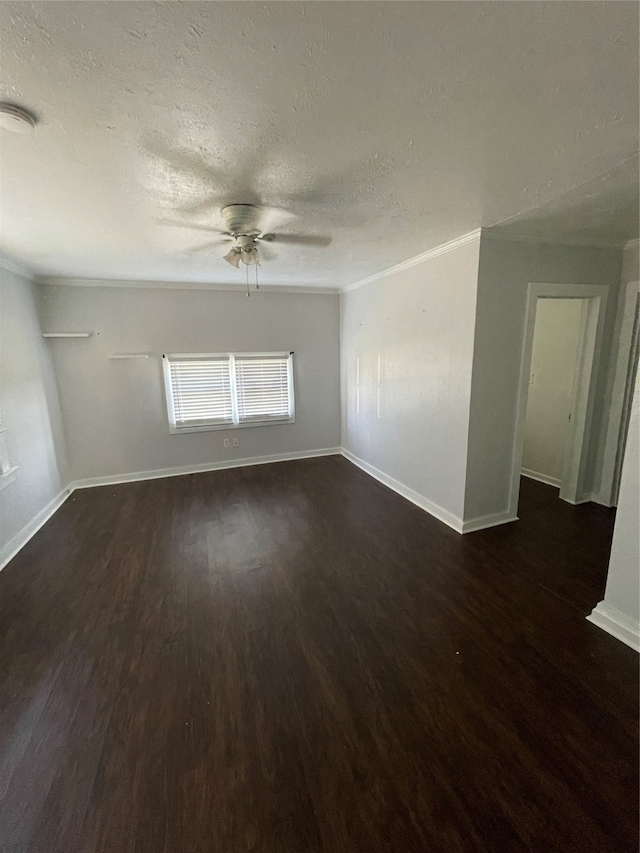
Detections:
232,438,239,447
223,438,230,448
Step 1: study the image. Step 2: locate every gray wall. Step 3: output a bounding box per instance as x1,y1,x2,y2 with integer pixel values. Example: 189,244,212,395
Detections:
0,267,69,561
340,237,481,523
39,285,341,481
464,235,622,521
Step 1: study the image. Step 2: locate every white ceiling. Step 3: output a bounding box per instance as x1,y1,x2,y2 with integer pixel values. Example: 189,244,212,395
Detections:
0,1,638,289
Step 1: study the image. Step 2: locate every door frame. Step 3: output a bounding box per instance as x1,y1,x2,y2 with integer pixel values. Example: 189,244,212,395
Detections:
595,280,640,506
508,283,609,518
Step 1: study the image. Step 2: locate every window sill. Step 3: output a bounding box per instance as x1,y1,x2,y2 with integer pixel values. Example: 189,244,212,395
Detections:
169,417,295,435
0,466,19,492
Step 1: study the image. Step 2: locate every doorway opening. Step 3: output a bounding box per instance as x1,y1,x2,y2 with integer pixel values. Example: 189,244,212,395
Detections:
505,283,617,613
509,283,610,518
521,298,586,498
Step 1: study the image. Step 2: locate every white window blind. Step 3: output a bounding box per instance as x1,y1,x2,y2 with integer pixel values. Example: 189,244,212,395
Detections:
163,352,294,433
165,357,233,430
235,355,291,422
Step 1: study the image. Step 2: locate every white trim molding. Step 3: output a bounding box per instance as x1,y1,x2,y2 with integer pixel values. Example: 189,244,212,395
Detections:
0,256,33,279
587,602,640,652
521,468,561,488
0,488,72,572
340,448,464,532
563,495,596,506
69,448,341,490
341,447,520,534
36,277,339,296
461,511,519,534
482,230,625,251
0,449,341,572
342,229,481,293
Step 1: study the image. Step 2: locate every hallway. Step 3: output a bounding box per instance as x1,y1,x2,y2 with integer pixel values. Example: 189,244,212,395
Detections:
468,476,617,615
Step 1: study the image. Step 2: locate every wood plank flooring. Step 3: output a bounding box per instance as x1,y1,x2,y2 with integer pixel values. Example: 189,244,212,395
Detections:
477,475,616,615
0,457,636,853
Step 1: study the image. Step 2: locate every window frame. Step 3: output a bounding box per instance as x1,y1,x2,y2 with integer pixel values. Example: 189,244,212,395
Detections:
163,351,295,434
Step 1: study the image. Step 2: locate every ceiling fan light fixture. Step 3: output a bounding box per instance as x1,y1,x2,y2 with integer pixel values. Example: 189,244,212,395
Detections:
241,246,260,266
223,247,241,268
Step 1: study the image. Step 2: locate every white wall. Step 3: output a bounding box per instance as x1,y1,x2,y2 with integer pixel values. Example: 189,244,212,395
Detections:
588,370,639,650
522,299,583,484
0,266,69,564
39,285,341,481
340,236,481,526
464,236,623,522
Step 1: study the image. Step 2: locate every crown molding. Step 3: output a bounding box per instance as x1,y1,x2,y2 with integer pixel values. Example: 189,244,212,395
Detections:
482,229,627,251
36,277,339,296
0,256,33,279
342,229,482,293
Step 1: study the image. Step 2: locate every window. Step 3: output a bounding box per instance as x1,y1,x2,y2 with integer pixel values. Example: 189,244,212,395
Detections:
163,352,294,433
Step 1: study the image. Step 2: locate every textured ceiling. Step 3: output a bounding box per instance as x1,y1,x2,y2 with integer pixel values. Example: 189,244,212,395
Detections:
0,1,638,288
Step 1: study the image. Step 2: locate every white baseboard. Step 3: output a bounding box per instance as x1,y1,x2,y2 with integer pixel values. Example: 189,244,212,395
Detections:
341,448,521,535
0,449,341,572
562,494,595,506
69,447,342,490
582,490,614,508
0,488,72,572
587,602,640,652
521,468,561,488
461,511,519,534
521,470,608,507
340,448,464,533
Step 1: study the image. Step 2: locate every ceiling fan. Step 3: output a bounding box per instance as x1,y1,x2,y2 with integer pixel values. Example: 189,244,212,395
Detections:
160,203,331,278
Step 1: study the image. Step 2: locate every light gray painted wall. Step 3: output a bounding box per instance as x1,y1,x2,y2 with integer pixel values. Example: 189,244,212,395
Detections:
340,237,481,522
0,267,69,557
464,236,622,521
522,299,582,483
600,370,639,624
39,285,341,481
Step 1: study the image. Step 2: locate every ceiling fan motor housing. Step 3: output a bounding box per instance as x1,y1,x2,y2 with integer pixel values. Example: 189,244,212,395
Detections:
221,204,262,237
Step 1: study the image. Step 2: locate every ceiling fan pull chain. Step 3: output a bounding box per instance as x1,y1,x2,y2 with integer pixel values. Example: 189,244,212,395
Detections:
246,263,250,297
255,265,259,291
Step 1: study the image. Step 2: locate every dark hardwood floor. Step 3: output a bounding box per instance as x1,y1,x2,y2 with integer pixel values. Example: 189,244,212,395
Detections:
476,475,617,615
0,457,636,853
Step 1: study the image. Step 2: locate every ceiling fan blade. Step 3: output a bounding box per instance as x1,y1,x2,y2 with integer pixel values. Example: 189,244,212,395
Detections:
260,233,332,247
158,219,228,234
254,206,297,235
184,238,232,255
258,243,277,262
177,195,223,216
145,138,228,188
